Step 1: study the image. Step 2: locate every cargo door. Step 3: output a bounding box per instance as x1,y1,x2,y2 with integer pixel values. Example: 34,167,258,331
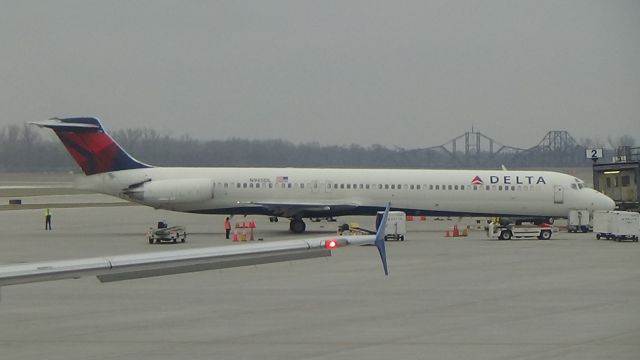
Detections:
554,185,564,204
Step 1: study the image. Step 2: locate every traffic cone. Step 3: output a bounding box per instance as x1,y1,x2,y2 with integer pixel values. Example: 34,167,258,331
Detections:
232,229,238,242
241,229,247,241
453,224,459,237
445,228,450,237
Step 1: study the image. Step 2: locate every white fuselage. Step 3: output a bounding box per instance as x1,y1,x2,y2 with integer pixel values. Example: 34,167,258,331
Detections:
75,167,615,218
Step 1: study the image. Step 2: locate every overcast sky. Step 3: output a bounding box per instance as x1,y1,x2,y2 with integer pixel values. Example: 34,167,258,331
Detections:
1,1,638,148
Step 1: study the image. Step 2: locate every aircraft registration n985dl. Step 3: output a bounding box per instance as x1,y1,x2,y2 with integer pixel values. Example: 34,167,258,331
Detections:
32,117,615,233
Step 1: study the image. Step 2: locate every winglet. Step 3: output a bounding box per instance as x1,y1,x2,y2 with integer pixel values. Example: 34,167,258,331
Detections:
375,202,390,276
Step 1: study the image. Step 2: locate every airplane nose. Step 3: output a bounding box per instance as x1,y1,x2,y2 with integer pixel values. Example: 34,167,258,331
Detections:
603,194,616,210
594,192,616,211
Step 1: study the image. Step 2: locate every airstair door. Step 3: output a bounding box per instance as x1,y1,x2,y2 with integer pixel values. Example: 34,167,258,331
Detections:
554,185,564,204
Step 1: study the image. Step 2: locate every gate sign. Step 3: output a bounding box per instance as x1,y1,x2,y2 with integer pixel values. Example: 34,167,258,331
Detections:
586,148,603,160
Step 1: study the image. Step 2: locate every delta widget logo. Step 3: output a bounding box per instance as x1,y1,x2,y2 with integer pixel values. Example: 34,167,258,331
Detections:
471,176,483,185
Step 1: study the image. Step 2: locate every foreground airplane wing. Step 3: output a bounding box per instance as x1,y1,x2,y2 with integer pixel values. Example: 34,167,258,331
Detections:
0,204,390,288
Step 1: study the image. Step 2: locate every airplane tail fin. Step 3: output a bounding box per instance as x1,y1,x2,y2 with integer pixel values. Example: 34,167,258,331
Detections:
31,117,151,175
374,202,390,276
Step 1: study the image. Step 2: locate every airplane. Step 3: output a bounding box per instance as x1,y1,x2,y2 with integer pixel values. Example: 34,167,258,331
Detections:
31,117,615,233
0,205,390,292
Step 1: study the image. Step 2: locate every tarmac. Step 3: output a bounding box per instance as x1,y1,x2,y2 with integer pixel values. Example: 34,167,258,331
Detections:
0,192,639,359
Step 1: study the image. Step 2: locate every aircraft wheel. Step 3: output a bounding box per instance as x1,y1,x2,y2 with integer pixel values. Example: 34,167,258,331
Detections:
539,230,552,240
290,219,306,234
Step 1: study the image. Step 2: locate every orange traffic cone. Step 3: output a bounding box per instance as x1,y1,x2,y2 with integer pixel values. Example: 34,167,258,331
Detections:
453,224,459,237
232,229,238,242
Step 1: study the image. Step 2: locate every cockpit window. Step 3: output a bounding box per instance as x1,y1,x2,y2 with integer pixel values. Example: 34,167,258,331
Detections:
578,183,584,189
573,178,585,190
571,183,577,190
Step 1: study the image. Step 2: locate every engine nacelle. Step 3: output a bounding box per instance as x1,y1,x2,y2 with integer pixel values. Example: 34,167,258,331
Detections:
125,178,214,205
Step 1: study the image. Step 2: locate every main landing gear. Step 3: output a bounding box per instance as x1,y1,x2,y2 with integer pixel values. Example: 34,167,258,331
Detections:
289,218,306,234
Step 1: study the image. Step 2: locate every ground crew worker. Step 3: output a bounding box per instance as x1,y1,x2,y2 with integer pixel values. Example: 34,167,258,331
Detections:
44,208,52,230
224,217,232,239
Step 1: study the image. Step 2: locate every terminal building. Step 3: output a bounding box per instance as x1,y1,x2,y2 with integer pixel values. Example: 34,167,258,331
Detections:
593,146,640,212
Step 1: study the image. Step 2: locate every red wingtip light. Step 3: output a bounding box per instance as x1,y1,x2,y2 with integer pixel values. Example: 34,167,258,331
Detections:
325,239,338,249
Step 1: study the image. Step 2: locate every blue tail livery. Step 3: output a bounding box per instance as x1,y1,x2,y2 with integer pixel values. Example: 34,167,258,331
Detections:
375,202,390,276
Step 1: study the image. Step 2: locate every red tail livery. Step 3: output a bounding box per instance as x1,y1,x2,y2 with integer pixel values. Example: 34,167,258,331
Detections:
31,117,150,175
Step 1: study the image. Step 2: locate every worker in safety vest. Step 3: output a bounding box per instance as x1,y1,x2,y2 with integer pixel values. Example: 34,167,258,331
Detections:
224,217,232,239
44,208,53,230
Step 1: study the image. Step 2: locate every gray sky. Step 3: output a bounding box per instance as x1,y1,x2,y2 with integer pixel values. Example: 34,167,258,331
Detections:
1,0,639,148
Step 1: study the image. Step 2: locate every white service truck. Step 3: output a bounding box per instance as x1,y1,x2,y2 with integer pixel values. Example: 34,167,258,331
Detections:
487,222,554,240
568,209,591,233
376,211,407,241
593,210,640,242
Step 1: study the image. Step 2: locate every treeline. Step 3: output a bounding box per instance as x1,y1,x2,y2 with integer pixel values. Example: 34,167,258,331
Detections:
0,124,631,172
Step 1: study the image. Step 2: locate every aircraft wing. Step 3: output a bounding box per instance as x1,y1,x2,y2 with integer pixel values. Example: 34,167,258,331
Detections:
0,235,375,287
0,203,392,290
238,201,360,217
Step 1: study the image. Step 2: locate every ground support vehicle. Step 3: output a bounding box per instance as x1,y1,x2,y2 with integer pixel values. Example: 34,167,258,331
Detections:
487,222,554,240
337,211,407,241
593,210,639,242
568,209,592,233
376,211,407,241
148,221,187,244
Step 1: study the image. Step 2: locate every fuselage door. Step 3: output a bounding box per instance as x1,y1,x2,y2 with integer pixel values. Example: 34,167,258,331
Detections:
325,180,333,193
553,185,564,204
311,180,319,193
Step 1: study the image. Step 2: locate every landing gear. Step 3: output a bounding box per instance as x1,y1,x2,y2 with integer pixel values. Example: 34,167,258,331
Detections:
289,218,306,233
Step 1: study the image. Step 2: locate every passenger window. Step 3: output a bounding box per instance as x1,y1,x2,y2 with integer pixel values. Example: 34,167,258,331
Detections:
366,184,370,189
454,185,458,190
410,185,414,190
340,184,344,189
249,183,254,188
435,185,439,190
224,183,228,188
300,183,304,189
416,185,421,190
385,184,389,189
243,183,248,188
498,185,502,191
